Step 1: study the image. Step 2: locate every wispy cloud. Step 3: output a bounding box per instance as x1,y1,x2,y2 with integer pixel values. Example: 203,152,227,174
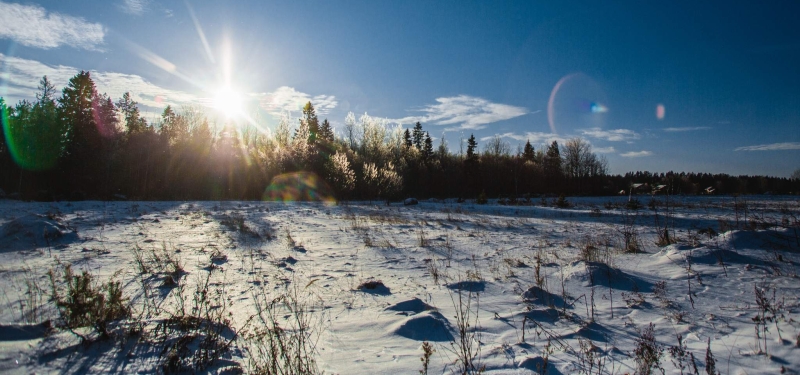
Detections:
0,1,104,50
257,86,337,117
580,127,640,142
663,126,711,132
485,132,566,146
594,146,616,154
735,142,800,151
119,0,149,15
0,53,199,110
620,150,652,158
393,95,528,130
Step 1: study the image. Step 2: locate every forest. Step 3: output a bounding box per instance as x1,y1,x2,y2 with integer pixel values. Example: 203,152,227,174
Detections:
1,72,798,201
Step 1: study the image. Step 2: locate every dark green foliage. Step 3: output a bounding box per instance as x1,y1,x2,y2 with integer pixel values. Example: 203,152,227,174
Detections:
50,265,129,339
412,122,424,150
555,194,569,208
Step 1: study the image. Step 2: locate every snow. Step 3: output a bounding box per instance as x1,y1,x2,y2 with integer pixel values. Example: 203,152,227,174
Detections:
0,196,798,374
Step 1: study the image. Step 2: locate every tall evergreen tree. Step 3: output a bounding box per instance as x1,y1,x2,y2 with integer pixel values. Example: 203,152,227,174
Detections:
423,132,433,161
523,140,535,162
412,121,424,150
466,134,478,162
301,101,319,143
403,128,413,149
318,118,333,141
58,71,103,196
117,92,147,134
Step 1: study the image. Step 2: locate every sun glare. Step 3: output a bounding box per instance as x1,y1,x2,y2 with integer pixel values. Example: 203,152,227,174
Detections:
213,86,244,118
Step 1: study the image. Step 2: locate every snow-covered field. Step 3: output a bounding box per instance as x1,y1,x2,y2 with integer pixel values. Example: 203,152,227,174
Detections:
0,196,799,374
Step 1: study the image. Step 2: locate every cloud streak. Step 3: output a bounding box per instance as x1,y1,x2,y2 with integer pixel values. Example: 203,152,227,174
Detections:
620,150,652,158
663,126,711,132
0,53,199,110
581,127,640,142
594,146,616,154
257,86,338,117
0,1,104,50
485,132,566,146
119,0,150,15
393,95,528,130
734,142,800,151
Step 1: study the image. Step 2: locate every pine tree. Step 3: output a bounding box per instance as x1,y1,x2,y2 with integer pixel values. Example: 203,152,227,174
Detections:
404,128,413,149
523,140,535,162
319,118,333,141
466,134,478,162
117,92,146,134
423,132,434,161
301,101,319,143
58,71,104,195
412,121,424,150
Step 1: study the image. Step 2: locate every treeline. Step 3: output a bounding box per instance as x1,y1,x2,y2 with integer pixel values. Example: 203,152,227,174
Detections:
0,72,797,201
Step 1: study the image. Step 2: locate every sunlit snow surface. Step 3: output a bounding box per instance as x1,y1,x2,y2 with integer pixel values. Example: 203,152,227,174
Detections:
0,196,798,374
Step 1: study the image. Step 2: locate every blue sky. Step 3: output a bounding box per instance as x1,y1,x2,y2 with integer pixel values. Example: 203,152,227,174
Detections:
1,0,798,177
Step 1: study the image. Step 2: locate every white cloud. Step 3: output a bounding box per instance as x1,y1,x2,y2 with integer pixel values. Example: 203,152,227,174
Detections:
257,86,337,117
663,126,711,132
0,53,200,110
580,127,640,142
486,132,566,146
594,146,616,154
734,142,800,151
0,1,104,50
393,95,528,130
620,150,653,158
119,0,149,15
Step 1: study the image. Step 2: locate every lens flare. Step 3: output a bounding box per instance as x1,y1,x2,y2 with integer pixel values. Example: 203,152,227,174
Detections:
1,104,60,170
263,172,336,203
548,73,608,134
656,104,665,120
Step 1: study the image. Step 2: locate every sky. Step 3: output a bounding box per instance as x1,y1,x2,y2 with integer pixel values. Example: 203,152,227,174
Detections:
0,0,799,177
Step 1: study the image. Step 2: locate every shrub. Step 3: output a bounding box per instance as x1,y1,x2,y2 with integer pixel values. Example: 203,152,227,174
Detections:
49,265,129,339
633,323,663,375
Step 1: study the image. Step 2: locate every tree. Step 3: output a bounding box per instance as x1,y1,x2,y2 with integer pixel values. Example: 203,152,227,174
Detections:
423,132,434,161
318,118,333,142
523,140,535,162
58,71,103,195
466,134,478,162
301,102,319,143
412,122,424,150
484,135,510,157
544,140,561,176
792,168,800,181
117,92,146,134
403,128,413,149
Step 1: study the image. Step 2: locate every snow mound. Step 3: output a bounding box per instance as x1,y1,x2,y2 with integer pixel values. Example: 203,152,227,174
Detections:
720,229,798,251
1,214,78,250
521,286,566,308
567,261,652,292
385,298,435,314
389,310,454,342
688,247,764,265
560,321,611,342
446,280,486,292
518,356,562,374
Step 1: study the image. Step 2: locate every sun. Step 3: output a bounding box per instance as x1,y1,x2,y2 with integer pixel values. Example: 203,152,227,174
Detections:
213,86,244,118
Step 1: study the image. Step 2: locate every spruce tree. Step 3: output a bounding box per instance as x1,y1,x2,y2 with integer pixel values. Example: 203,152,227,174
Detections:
412,121,424,150
523,140,535,162
423,132,433,160
404,128,412,149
